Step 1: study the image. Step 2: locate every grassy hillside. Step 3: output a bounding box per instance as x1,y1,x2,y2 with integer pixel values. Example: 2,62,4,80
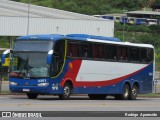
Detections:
13,0,148,15
0,37,10,48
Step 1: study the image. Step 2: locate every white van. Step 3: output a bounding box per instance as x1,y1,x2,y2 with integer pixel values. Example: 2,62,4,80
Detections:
146,19,158,25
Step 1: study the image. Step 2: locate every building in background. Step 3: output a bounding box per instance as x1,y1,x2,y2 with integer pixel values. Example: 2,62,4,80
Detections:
94,10,160,26
0,0,114,73
0,0,114,37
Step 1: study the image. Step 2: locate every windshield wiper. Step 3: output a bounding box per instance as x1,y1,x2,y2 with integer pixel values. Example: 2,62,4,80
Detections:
17,64,33,78
17,65,25,77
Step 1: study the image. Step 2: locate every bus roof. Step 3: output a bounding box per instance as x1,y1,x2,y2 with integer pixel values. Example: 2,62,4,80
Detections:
17,34,121,42
66,34,121,42
87,39,154,48
17,34,65,41
17,34,154,48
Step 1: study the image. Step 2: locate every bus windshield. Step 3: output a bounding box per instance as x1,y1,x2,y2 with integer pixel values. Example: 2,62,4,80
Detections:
10,40,54,78
14,40,53,52
10,52,49,78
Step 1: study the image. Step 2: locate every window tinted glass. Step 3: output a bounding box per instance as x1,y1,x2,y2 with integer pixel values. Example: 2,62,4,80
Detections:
141,48,147,63
80,42,93,58
93,44,105,59
106,45,117,60
67,41,80,58
147,48,154,62
14,40,53,52
130,47,140,62
118,46,129,61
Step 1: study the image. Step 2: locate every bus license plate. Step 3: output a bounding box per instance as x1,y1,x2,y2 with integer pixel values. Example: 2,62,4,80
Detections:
23,89,30,92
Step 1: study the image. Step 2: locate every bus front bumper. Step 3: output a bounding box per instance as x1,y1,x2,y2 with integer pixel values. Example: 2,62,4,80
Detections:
9,85,63,95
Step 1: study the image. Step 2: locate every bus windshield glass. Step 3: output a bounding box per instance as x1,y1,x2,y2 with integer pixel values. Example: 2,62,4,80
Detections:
10,40,54,78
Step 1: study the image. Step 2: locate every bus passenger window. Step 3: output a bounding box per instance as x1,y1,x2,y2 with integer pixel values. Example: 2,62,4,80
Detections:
80,42,92,59
106,45,117,61
67,42,80,58
118,46,129,61
93,44,105,59
147,48,154,63
141,48,147,63
130,47,140,62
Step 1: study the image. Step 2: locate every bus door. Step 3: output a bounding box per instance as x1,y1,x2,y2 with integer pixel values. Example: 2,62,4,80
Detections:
52,40,65,77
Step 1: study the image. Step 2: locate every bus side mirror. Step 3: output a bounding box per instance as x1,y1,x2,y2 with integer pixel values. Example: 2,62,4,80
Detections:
1,49,11,64
47,50,53,64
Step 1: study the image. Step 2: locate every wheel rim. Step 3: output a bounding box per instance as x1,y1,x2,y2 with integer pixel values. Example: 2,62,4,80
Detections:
64,86,70,97
132,88,137,96
124,87,129,98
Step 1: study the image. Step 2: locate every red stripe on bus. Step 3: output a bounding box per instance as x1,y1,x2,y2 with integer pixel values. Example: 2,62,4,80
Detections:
62,60,148,87
60,60,82,86
74,65,147,87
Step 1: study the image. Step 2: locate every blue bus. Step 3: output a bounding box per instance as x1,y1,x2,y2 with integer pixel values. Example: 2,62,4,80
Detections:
135,18,147,25
101,15,114,20
2,34,154,100
120,16,128,24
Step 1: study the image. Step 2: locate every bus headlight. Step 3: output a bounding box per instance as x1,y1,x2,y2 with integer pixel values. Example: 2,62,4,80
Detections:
10,82,17,86
37,83,49,87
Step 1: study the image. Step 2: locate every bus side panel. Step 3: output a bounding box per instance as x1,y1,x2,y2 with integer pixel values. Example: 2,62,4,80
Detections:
61,60,153,94
139,63,153,93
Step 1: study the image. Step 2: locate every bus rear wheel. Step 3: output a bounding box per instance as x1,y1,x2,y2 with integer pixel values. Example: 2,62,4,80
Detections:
26,93,38,99
59,83,71,100
129,85,138,100
88,94,107,100
115,84,130,100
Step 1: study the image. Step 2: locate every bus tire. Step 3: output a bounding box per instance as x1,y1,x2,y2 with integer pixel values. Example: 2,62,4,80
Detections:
59,83,71,100
26,93,38,99
88,94,107,100
129,85,138,100
115,84,130,100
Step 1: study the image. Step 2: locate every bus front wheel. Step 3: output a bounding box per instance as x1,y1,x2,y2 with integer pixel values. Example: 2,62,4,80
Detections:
26,93,38,99
59,83,71,100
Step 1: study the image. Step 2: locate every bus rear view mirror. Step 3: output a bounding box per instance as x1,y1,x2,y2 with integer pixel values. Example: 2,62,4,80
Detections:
1,49,11,64
47,50,53,64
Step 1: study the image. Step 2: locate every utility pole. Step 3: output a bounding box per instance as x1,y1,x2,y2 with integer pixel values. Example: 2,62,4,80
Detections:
27,0,31,35
123,9,127,42
123,18,125,42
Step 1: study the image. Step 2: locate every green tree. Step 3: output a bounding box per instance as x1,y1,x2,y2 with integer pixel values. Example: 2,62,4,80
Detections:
13,0,149,14
149,25,160,35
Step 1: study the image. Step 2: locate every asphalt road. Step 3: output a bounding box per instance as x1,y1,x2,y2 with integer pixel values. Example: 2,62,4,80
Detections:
0,95,160,111
0,95,160,120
